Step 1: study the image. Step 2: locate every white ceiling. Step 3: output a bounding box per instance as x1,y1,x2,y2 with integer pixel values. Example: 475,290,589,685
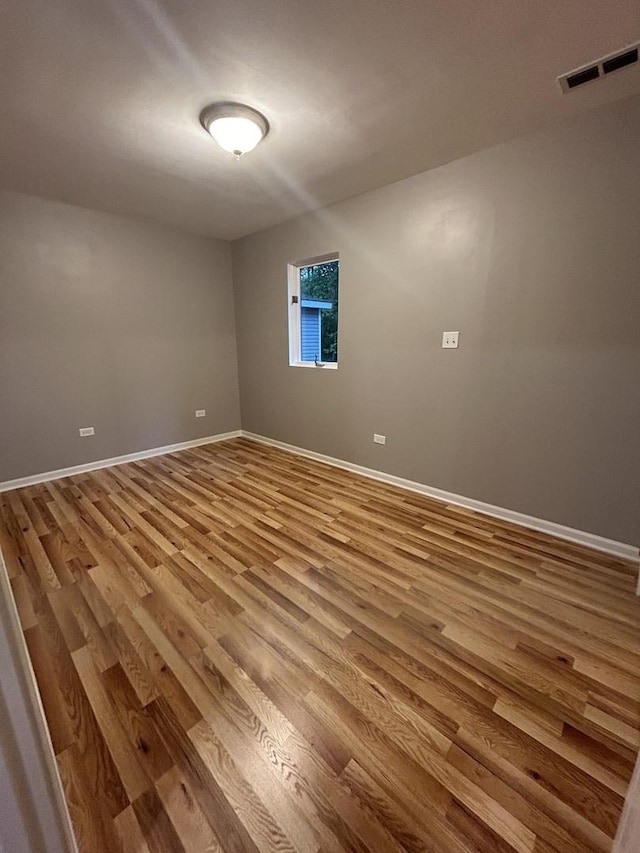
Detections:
1,0,639,240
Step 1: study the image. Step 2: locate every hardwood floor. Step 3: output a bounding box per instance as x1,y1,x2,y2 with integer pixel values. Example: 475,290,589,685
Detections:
1,437,639,853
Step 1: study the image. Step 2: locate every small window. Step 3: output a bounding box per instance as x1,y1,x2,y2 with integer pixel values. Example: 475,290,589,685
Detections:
288,255,339,368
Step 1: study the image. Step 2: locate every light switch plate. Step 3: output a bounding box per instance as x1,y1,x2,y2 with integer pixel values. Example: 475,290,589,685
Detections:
442,331,459,348
79,427,95,437
195,410,206,418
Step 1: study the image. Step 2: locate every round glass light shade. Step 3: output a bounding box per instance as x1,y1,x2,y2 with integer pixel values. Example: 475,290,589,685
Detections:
200,103,269,157
209,116,264,155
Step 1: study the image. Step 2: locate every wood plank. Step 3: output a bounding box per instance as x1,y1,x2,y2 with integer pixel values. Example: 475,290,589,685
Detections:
0,437,637,853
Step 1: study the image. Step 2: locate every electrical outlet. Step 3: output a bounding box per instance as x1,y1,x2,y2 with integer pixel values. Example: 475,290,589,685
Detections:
195,409,206,418
79,427,95,437
373,434,386,445
442,331,459,348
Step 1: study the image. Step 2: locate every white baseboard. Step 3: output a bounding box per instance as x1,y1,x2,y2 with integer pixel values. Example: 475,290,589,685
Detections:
1,427,637,564
0,430,242,492
242,431,639,564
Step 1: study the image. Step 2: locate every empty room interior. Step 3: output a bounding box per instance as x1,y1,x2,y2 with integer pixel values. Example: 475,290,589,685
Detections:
2,2,640,852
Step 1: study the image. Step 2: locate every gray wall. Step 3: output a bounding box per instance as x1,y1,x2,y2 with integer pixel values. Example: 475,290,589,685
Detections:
0,191,240,481
232,96,640,546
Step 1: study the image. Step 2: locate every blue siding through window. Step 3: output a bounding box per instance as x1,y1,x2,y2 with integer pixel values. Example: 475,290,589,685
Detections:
300,307,321,361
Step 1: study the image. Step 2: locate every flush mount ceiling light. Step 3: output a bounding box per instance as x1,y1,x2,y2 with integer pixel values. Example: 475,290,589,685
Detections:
200,102,269,159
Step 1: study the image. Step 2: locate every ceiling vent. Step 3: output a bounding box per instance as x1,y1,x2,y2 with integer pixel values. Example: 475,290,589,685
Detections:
558,42,639,93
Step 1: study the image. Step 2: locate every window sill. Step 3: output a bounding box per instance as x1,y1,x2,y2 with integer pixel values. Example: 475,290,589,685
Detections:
289,361,338,370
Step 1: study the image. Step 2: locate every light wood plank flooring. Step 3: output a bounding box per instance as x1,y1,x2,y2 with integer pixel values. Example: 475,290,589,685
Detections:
1,437,639,852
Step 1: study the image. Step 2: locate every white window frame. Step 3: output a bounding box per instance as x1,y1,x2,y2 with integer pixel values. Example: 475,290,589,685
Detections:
287,253,339,369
